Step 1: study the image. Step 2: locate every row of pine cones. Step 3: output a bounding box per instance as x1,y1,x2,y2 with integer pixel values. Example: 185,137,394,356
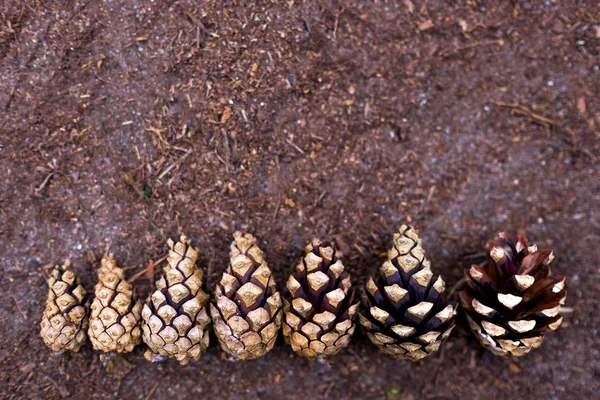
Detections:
41,226,566,364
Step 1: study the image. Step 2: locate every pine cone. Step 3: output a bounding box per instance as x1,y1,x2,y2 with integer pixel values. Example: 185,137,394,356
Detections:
210,232,282,360
282,239,358,359
142,235,211,365
88,253,142,353
40,262,89,353
459,233,566,356
359,225,456,361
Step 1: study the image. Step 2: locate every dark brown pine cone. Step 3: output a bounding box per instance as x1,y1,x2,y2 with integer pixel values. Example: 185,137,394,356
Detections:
282,239,358,359
460,233,566,356
360,225,455,361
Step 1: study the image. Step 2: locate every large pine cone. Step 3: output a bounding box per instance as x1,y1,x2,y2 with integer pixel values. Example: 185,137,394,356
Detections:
142,235,211,365
88,253,142,353
460,233,566,356
282,239,358,359
40,262,89,353
360,225,455,361
210,232,282,360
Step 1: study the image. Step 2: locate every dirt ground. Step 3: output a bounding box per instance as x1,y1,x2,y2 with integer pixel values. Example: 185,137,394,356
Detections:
1,0,599,399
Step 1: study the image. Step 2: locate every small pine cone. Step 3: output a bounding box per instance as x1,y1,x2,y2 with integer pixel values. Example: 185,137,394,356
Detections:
40,262,89,353
459,233,566,357
142,235,211,365
360,225,455,361
282,239,358,359
210,232,282,360
88,253,142,353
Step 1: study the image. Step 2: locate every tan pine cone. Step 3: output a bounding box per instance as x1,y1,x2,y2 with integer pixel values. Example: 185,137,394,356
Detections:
210,231,282,360
359,225,455,361
40,262,89,353
142,235,211,365
88,253,142,353
282,239,358,359
460,233,567,356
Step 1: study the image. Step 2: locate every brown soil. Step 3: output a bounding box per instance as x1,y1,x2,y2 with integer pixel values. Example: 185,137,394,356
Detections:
1,1,598,399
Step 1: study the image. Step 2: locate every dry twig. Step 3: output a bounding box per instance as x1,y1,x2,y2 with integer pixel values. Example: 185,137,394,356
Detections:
34,171,55,195
156,148,193,181
145,383,160,400
286,139,305,155
13,296,27,321
489,98,577,144
129,255,168,283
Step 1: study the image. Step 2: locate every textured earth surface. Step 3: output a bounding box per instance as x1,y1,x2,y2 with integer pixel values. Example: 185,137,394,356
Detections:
1,1,599,399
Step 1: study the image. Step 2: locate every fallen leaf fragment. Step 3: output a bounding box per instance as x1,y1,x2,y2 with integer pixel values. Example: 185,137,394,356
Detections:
577,97,586,114
419,20,434,31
